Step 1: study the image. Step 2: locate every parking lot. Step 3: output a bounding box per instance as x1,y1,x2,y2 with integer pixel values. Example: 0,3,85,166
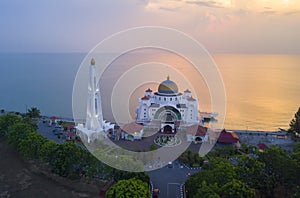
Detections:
37,120,65,144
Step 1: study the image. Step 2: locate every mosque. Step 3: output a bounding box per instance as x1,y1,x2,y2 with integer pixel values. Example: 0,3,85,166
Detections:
135,76,200,133
76,58,216,143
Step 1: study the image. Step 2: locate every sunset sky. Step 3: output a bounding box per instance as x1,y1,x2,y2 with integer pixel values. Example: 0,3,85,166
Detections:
1,0,300,53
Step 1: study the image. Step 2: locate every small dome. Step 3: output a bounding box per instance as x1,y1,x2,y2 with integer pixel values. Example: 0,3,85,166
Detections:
145,88,152,92
158,76,178,95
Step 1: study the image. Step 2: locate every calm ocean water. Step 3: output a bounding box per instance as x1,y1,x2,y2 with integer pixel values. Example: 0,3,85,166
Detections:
0,53,299,131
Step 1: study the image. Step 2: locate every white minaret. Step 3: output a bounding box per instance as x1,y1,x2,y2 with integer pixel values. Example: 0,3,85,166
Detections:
95,88,104,127
86,58,103,131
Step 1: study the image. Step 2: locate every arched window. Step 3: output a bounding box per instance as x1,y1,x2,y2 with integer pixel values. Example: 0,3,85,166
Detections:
95,98,98,115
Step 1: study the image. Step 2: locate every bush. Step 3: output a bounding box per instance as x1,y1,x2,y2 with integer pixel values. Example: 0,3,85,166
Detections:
178,150,204,167
149,144,157,151
38,140,60,163
18,132,47,159
0,114,22,136
7,122,35,148
106,178,150,198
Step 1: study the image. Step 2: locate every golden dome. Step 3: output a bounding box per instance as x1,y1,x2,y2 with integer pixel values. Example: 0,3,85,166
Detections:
158,76,178,95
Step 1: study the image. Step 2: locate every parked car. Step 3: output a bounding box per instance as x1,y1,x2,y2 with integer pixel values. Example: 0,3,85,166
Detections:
53,129,63,136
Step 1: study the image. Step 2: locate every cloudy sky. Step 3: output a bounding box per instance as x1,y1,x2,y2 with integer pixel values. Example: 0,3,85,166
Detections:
1,0,300,53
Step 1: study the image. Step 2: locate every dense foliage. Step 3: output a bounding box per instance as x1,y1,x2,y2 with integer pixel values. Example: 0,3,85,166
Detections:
0,114,150,183
109,169,150,184
106,178,150,198
178,149,204,167
185,145,300,198
3,107,300,197
0,114,21,136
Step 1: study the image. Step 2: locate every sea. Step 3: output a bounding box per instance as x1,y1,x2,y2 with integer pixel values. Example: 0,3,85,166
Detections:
0,52,299,131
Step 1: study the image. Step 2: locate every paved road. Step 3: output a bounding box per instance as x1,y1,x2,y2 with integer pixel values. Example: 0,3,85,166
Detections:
37,121,65,144
167,183,181,198
147,161,200,198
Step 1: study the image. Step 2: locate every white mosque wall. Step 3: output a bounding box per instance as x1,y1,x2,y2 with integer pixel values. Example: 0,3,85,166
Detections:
136,94,200,124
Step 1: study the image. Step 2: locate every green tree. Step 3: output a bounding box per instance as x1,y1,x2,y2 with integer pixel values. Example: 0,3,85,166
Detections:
51,142,93,179
220,179,256,198
149,144,157,151
185,157,238,197
0,109,5,114
111,170,150,183
51,142,79,178
236,155,266,191
291,147,300,187
206,161,237,185
192,152,204,167
194,181,220,198
289,107,300,140
239,143,256,154
7,122,35,147
178,150,204,167
0,114,21,136
258,146,298,196
292,151,300,164
294,142,300,153
208,145,237,158
38,140,60,163
27,107,41,118
75,147,106,179
18,132,47,159
84,154,105,178
106,178,150,198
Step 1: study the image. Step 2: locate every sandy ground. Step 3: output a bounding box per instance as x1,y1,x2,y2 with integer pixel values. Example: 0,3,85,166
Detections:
0,137,100,198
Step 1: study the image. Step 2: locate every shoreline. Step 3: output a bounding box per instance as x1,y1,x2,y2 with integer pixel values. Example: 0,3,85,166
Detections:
1,111,289,133
231,129,287,135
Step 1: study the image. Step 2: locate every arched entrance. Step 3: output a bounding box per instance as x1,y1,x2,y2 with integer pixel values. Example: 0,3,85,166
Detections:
195,137,202,143
154,106,181,134
163,125,172,133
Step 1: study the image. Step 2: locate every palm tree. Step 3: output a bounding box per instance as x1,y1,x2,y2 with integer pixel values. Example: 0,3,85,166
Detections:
289,107,300,140
27,107,41,118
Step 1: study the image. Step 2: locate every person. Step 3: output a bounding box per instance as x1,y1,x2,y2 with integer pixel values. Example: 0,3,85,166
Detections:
153,188,159,198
